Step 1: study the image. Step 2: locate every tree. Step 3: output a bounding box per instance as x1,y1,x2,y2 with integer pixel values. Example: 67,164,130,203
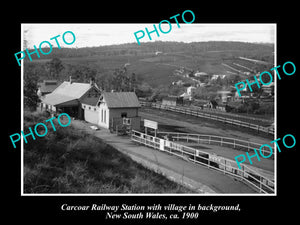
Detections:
45,58,64,78
24,64,40,111
129,73,137,91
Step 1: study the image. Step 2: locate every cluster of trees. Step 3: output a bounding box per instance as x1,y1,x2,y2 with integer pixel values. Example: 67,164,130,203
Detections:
24,64,40,111
99,67,138,92
231,100,274,115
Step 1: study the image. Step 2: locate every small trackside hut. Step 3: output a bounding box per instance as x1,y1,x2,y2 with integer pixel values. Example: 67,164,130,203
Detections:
95,92,141,131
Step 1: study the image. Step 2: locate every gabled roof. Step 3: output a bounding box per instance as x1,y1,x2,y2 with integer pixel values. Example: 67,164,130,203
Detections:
102,92,140,108
209,100,218,106
51,81,93,99
42,81,99,106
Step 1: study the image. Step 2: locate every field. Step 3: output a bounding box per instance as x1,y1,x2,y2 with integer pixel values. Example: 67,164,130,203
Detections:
23,111,193,193
30,41,274,89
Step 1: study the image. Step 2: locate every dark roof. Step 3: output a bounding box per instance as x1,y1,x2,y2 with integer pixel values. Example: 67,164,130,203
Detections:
81,97,99,106
209,100,218,107
102,92,140,108
163,96,177,101
38,80,60,93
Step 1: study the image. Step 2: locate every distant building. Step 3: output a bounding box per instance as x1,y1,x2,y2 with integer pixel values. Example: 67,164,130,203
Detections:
37,80,60,97
172,80,184,86
194,72,208,77
211,75,226,80
187,86,196,96
162,96,183,106
204,100,218,109
204,100,229,112
179,86,196,101
262,82,274,96
180,92,190,100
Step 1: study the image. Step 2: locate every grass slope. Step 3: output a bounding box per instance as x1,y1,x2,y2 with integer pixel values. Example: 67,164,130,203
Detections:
23,111,193,193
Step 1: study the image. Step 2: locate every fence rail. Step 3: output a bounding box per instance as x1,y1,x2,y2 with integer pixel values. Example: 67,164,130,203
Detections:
157,132,274,159
140,102,274,136
131,130,275,194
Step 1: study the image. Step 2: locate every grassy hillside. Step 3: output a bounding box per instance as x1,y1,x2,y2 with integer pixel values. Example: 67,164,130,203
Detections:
24,111,193,193
29,41,274,89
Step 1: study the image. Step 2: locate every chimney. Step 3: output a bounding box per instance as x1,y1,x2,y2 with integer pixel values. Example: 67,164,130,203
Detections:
69,76,72,84
89,77,95,86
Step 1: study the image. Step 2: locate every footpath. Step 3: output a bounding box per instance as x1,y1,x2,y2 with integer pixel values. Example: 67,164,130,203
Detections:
71,119,256,194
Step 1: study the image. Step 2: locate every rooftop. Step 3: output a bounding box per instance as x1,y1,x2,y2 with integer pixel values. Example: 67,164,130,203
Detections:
42,80,99,106
101,92,140,108
38,80,60,93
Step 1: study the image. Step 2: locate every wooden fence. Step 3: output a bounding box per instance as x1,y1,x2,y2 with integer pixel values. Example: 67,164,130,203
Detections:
157,132,274,159
140,102,274,136
131,130,275,194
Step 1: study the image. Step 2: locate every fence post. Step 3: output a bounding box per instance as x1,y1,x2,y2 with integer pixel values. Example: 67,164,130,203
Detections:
208,136,211,144
221,137,223,146
259,176,262,193
208,156,210,168
233,139,236,149
242,165,245,179
181,146,183,158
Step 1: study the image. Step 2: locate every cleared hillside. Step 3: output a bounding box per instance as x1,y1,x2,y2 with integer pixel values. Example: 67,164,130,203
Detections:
28,41,274,89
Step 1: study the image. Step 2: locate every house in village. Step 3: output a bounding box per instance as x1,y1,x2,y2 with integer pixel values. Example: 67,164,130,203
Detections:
162,96,183,106
194,71,208,77
204,100,228,112
204,100,218,109
41,77,101,119
180,86,196,101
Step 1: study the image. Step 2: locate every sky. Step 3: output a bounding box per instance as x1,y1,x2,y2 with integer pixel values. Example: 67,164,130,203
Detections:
22,23,276,48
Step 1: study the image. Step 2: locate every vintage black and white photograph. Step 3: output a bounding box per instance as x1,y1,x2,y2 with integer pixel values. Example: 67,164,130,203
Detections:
21,23,276,195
